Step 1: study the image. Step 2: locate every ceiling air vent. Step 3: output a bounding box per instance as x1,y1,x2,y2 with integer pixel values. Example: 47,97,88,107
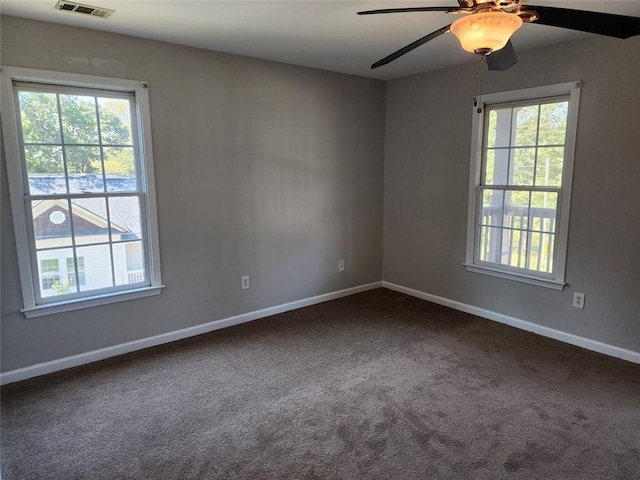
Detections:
54,1,114,19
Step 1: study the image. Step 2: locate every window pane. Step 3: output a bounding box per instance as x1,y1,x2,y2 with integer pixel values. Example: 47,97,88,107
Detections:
486,108,511,148
109,197,142,240
18,91,61,144
32,200,73,249
509,148,535,186
531,192,558,234
70,198,110,245
501,229,528,269
529,232,555,273
512,105,538,147
64,146,104,193
478,226,502,264
98,98,133,145
481,190,503,227
538,102,568,146
76,244,114,292
114,241,145,286
535,147,564,187
67,174,106,194
60,94,99,144
25,145,66,195
504,191,530,229
484,149,509,185
544,233,555,272
534,231,555,273
37,249,73,297
104,147,137,191
531,191,558,209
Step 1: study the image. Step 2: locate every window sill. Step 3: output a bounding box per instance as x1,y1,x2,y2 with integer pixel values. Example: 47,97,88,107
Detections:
464,264,566,290
22,285,165,318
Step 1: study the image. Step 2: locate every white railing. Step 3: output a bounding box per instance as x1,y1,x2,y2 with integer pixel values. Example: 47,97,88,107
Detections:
127,270,145,284
480,205,556,273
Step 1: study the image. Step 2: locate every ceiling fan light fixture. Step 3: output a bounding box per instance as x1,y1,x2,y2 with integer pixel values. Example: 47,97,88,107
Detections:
450,11,523,54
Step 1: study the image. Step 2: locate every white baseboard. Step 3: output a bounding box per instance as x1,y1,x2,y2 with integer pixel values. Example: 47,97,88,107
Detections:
382,281,640,365
0,282,382,385
4,280,636,385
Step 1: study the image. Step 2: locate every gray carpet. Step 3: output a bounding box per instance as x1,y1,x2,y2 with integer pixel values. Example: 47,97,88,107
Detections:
1,289,639,479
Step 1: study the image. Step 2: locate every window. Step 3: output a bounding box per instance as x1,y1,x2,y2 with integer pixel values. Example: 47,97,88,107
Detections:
40,259,60,291
1,67,163,317
67,257,86,287
465,82,580,289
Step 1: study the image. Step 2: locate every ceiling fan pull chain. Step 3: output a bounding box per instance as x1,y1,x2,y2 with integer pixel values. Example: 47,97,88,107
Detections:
474,54,486,113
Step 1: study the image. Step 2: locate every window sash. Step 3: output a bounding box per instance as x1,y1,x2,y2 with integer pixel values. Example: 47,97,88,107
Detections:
24,192,151,304
15,88,141,195
473,187,562,278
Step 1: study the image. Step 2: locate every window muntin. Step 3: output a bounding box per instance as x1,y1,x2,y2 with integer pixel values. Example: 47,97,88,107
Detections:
465,82,580,289
1,67,162,316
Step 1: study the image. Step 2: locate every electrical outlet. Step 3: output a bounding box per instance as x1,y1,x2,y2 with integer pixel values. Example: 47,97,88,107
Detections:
241,275,250,290
572,292,585,309
338,260,345,272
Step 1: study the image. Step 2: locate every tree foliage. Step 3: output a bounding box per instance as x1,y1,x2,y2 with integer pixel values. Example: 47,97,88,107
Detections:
19,92,134,176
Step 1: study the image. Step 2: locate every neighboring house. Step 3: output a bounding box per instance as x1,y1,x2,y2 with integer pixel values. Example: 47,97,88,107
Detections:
31,175,144,297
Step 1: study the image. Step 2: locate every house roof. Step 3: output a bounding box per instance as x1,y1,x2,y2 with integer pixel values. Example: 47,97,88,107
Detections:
29,175,141,237
29,174,138,196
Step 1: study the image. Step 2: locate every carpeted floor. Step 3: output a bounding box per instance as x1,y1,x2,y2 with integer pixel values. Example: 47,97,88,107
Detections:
1,289,639,479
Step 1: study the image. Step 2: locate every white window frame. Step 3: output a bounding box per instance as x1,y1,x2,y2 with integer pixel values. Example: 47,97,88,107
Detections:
1,66,163,317
464,81,581,290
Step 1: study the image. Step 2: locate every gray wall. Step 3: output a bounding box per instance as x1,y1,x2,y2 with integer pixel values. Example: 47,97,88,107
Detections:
2,15,638,374
384,36,640,353
0,16,385,372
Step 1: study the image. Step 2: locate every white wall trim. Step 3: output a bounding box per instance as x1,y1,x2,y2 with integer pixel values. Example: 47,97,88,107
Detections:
382,281,640,365
0,281,382,385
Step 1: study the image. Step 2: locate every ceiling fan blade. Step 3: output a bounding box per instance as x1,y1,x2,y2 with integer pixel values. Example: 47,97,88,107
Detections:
358,7,464,16
487,40,518,71
527,5,640,39
371,25,451,69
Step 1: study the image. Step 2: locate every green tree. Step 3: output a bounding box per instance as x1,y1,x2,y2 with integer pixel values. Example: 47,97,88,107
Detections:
51,279,72,296
19,92,131,175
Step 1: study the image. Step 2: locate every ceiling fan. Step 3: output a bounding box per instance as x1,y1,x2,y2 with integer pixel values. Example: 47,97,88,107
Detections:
358,1,640,71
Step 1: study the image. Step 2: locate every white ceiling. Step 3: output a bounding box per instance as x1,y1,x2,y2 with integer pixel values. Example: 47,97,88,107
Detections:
2,0,639,80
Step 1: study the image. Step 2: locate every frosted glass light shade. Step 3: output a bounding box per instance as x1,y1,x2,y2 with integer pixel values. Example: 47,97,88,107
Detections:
450,12,523,53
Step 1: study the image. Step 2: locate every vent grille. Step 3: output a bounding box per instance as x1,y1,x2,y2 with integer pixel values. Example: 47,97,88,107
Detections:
54,1,114,19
